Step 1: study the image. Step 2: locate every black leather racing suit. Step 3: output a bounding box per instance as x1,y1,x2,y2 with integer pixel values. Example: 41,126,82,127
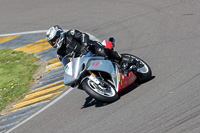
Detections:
57,29,121,61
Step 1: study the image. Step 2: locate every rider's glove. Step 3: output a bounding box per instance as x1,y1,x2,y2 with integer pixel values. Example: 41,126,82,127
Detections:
81,46,89,55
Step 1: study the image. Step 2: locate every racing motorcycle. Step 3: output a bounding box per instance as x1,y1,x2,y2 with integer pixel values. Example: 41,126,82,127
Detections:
63,46,152,103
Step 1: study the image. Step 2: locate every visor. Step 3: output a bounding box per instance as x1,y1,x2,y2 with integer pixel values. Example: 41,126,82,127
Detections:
48,37,58,48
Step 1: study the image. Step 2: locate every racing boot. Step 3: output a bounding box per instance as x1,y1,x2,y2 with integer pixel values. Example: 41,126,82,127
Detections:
108,37,115,50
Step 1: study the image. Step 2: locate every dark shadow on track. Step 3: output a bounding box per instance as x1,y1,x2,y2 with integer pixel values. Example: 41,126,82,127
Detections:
119,83,140,97
81,96,109,109
120,76,155,97
81,76,155,108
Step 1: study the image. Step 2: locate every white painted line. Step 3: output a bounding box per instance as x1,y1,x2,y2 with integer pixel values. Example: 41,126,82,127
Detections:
0,29,70,37
0,30,47,37
0,29,99,133
0,30,72,132
5,87,74,133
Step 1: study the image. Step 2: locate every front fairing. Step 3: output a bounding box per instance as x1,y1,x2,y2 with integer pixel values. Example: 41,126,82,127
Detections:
87,60,120,90
64,56,105,85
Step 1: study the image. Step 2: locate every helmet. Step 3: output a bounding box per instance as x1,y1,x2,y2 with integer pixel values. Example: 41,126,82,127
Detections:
46,25,64,49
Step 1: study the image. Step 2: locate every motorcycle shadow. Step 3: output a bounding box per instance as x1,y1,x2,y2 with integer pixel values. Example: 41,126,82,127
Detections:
119,75,155,97
81,96,109,109
81,76,155,109
80,83,142,109
81,82,139,109
119,82,140,97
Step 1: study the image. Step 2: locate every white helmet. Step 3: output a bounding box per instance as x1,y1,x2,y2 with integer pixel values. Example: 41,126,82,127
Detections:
46,25,64,49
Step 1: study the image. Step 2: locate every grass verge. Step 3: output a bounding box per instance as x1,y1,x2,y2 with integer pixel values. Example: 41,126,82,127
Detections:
0,49,41,112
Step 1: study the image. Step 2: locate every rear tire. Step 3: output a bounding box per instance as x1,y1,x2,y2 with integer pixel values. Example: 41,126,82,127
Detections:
82,79,119,103
121,53,152,83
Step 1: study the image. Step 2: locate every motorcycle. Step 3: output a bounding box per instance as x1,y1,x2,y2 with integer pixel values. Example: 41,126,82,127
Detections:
63,49,152,103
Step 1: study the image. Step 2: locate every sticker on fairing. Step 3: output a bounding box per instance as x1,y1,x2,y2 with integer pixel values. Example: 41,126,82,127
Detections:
118,73,120,81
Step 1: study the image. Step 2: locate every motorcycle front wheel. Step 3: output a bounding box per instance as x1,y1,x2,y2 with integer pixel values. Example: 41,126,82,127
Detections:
82,78,119,103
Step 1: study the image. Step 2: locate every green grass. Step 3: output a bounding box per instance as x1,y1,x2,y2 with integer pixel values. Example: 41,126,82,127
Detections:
0,49,40,112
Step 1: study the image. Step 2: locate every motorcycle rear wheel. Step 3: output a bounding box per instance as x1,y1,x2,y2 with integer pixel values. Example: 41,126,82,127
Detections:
121,53,152,83
82,79,119,103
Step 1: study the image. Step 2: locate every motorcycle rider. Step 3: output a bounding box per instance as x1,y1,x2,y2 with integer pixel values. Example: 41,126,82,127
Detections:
46,25,135,71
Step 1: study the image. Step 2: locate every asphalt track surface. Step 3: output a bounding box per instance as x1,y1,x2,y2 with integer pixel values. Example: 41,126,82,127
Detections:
1,0,200,133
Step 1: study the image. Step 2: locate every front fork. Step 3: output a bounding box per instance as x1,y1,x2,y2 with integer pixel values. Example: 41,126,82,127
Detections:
88,71,105,87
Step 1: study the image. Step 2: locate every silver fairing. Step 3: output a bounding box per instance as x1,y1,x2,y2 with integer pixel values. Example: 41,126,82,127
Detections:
63,56,118,88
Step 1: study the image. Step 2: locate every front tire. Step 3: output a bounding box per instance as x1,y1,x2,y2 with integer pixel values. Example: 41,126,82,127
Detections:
82,79,119,103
